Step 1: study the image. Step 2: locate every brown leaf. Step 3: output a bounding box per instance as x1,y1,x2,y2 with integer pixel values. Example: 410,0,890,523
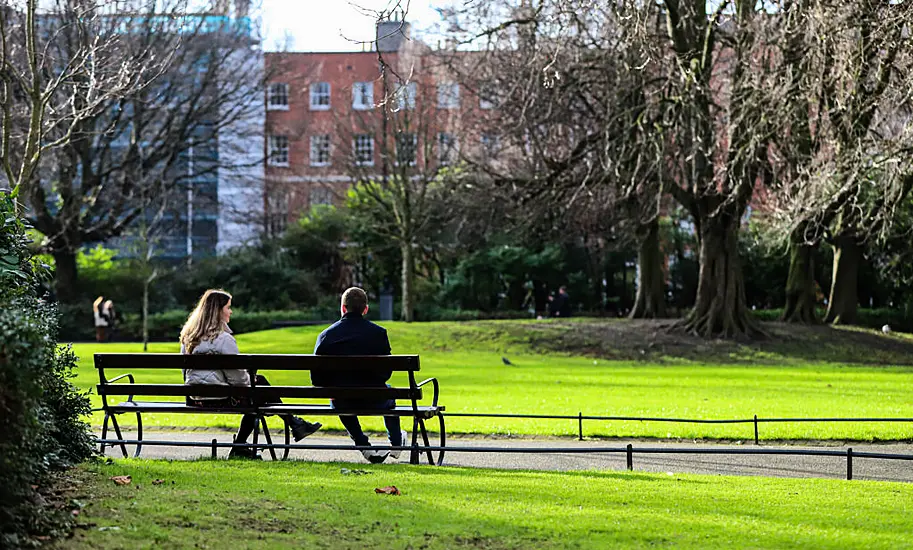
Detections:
109,475,132,486
374,486,401,496
152,479,165,485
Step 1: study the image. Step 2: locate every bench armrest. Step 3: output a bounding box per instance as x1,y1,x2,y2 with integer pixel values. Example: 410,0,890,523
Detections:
105,373,136,403
415,377,440,408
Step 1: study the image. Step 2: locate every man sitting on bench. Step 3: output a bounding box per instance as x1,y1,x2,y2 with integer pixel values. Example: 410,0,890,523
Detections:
312,287,406,464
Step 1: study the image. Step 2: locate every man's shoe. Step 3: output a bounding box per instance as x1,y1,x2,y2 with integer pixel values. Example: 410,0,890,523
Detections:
228,445,262,460
361,449,389,464
291,420,322,442
389,430,409,460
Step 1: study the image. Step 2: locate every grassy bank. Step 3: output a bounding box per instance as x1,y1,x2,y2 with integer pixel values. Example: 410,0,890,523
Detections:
71,320,913,440
60,459,913,550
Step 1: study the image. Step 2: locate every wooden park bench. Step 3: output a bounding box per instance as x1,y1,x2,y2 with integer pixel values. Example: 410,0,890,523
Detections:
94,353,445,465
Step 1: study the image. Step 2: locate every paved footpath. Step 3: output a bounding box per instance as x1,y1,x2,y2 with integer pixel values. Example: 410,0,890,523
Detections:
100,429,913,483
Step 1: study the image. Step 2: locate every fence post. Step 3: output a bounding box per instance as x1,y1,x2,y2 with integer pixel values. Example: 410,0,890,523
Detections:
578,412,583,441
212,438,218,459
846,447,853,480
626,443,633,471
754,415,759,445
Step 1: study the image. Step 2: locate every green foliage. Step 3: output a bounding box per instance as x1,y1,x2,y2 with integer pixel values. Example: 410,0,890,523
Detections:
753,307,913,333
0,192,93,545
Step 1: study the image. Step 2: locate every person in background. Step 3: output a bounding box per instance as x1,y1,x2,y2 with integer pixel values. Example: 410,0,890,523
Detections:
93,296,108,342
180,289,322,459
550,286,572,318
102,299,117,342
312,287,406,464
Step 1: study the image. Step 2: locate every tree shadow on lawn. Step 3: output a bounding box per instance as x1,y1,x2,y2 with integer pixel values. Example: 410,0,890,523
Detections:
500,319,913,366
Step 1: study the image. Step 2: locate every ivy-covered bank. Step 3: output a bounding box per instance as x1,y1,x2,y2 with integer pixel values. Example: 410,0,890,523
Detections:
0,192,94,547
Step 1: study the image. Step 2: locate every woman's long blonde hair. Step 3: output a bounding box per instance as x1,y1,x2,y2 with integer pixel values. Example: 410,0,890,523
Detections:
93,296,104,313
180,290,231,354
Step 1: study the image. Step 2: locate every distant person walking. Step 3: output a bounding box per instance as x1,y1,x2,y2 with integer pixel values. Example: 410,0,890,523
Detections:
93,296,108,342
102,299,117,342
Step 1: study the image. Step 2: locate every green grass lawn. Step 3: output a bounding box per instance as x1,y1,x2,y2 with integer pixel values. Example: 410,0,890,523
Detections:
71,320,913,440
60,459,913,550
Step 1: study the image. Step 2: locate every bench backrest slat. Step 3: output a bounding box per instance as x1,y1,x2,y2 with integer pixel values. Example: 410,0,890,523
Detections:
94,353,420,371
96,384,419,401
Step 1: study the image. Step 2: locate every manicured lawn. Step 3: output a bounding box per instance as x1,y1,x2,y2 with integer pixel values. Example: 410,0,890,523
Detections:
61,459,913,549
70,321,913,440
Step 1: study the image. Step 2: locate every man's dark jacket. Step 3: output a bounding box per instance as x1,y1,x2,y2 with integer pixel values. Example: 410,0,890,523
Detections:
311,312,392,387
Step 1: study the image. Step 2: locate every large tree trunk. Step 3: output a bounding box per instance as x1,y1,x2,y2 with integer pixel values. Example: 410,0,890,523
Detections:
825,235,861,325
677,217,759,338
629,219,667,319
781,239,818,324
52,249,79,303
400,242,414,323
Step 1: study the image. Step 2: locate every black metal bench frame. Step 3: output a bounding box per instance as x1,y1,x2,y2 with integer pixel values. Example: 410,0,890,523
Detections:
95,353,445,465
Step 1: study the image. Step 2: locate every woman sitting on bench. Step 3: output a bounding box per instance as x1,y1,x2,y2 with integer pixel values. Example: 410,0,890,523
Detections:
179,289,322,459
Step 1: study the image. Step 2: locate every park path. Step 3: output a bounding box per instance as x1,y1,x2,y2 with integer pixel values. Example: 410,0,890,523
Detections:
100,429,913,483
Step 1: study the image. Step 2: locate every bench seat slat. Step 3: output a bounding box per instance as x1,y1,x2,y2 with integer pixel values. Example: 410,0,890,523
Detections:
97,384,419,400
95,353,420,371
108,402,443,419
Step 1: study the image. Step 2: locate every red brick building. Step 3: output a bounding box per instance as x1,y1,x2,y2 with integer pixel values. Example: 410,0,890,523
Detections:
263,19,495,235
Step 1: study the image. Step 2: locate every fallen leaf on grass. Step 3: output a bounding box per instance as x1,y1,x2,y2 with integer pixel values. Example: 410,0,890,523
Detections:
152,479,165,485
374,486,401,496
109,476,131,486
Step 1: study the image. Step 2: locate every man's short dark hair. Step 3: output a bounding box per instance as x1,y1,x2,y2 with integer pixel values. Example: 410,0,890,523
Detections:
342,287,368,314
559,286,567,293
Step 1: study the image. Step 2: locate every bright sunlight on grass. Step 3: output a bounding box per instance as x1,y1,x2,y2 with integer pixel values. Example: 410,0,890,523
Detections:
70,321,913,441
63,459,913,550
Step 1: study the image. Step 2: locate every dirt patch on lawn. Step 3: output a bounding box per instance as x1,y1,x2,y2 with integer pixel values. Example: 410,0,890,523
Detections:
494,319,913,365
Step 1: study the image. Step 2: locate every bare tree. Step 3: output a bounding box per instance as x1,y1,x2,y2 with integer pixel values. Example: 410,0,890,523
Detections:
3,0,266,301
764,0,913,325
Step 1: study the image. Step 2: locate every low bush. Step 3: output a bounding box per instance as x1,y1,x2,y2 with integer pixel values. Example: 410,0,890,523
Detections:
0,193,94,546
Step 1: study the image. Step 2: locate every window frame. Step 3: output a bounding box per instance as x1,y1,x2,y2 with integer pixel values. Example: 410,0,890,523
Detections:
352,81,374,110
437,82,460,109
309,134,331,167
309,82,331,111
395,82,417,110
268,135,289,167
396,132,418,166
353,134,375,166
438,132,457,166
267,82,289,110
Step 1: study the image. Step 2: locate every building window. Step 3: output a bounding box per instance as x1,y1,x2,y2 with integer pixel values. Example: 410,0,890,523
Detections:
396,132,417,166
354,134,374,166
352,81,374,110
310,82,330,110
310,186,334,206
267,83,289,110
438,132,456,165
481,133,500,157
479,83,496,109
437,82,460,109
267,190,289,236
310,134,331,166
268,135,289,166
395,82,417,110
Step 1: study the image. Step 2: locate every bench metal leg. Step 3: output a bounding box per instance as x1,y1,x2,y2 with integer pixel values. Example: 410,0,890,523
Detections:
109,414,129,458
252,414,260,455
437,415,446,466
418,419,434,465
410,417,420,465
282,420,291,461
133,411,144,458
100,413,110,454
259,416,277,461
